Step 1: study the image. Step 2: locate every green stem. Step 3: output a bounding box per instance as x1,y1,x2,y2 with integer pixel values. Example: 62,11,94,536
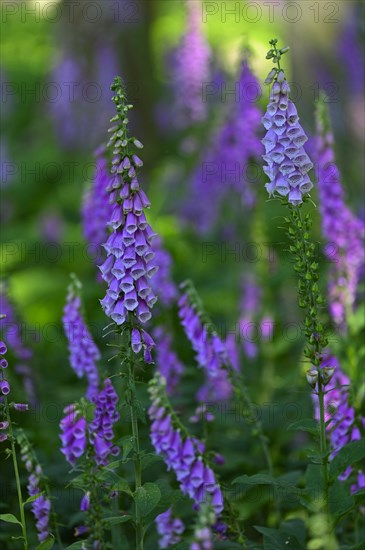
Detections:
127,350,143,550
317,378,329,513
5,400,28,549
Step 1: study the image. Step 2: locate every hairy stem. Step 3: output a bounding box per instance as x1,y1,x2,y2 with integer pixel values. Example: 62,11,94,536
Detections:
127,348,144,550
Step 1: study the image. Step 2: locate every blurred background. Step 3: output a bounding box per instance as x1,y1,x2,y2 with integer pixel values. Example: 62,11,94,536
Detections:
1,0,364,547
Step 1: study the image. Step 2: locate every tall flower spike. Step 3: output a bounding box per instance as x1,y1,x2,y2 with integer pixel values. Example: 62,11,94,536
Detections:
314,95,365,327
99,77,158,362
262,40,313,205
88,378,120,466
148,374,224,517
63,276,100,400
178,287,232,403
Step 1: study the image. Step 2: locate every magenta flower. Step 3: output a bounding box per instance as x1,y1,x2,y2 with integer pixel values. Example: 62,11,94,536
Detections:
60,404,87,466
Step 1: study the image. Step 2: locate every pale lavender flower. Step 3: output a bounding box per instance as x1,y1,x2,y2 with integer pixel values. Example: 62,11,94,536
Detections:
262,70,313,204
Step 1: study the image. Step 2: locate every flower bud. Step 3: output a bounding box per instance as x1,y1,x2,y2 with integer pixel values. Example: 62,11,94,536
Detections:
306,368,318,389
320,366,335,386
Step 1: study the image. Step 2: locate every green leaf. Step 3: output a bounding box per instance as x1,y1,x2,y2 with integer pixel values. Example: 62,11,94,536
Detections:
36,535,55,549
103,515,132,526
254,526,304,549
24,493,43,506
119,436,135,461
0,514,22,526
329,440,365,481
301,464,324,511
134,482,161,517
140,452,163,469
232,473,301,495
329,479,354,522
110,477,132,495
66,543,84,549
287,418,319,436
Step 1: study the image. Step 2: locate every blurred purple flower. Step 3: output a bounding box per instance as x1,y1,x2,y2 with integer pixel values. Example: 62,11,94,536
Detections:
0,291,36,404
89,378,120,466
178,292,232,402
154,327,184,395
150,237,177,308
185,59,262,233
313,355,365,488
156,507,185,548
314,112,365,327
63,282,100,400
148,375,224,515
82,149,113,265
171,0,211,129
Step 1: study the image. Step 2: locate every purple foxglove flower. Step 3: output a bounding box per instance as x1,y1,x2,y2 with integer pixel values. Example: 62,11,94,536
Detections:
178,293,232,402
89,378,120,466
262,70,313,205
60,405,87,466
100,78,159,360
314,104,365,328
148,375,224,516
63,281,100,400
170,0,211,129
156,508,185,548
80,492,90,512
